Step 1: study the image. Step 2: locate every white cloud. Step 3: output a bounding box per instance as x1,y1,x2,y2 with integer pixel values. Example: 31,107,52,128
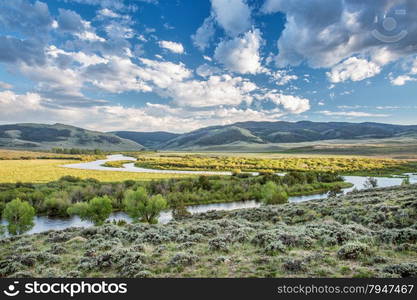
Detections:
390,75,417,86
165,74,257,107
262,0,417,74
75,31,106,42
211,0,252,37
214,29,262,74
196,64,221,77
255,92,310,114
0,90,301,133
269,70,298,86
319,110,389,117
98,8,120,18
158,41,185,54
192,16,216,51
327,57,381,83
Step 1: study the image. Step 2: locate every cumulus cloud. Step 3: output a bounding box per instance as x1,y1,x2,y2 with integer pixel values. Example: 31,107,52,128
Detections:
192,16,216,51
390,74,417,86
214,29,262,74
211,0,252,37
255,91,310,114
0,0,53,36
269,70,298,86
262,0,417,75
196,64,222,77
327,57,382,83
0,90,299,133
165,74,257,107
158,41,185,54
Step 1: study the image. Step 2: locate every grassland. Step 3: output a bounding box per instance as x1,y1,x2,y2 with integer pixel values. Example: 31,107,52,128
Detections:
1,185,416,278
133,154,417,175
0,160,191,183
0,149,90,160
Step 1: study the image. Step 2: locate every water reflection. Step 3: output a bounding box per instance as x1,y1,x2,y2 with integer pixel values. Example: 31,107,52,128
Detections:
2,173,414,235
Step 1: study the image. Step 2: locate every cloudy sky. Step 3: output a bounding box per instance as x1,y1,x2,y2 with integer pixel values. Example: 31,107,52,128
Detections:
0,0,417,132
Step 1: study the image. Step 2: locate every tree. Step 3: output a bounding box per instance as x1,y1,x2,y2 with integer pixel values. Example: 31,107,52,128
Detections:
364,177,378,189
123,188,167,224
2,198,35,235
67,196,112,225
261,181,289,205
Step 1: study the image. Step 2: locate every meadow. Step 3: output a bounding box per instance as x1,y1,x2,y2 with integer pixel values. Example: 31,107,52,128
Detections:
0,159,191,184
133,153,417,175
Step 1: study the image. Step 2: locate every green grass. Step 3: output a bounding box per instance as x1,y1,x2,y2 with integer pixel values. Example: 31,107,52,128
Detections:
1,184,416,278
0,160,192,183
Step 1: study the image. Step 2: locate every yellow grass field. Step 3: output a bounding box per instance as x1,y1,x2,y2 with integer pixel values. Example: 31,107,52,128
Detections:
0,160,191,183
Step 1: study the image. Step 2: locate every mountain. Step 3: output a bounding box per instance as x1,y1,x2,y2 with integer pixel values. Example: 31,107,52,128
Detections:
110,131,179,149
0,123,143,151
2,121,417,152
158,121,417,150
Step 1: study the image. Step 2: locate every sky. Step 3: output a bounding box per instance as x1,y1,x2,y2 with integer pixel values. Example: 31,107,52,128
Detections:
0,0,417,133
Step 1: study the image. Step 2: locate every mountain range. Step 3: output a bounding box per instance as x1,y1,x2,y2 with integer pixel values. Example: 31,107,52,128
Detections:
1,121,417,151
0,123,143,151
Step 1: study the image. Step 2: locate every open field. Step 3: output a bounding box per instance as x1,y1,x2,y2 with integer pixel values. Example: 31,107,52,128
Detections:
0,149,91,161
171,137,417,160
0,160,191,183
1,185,416,278
133,154,417,175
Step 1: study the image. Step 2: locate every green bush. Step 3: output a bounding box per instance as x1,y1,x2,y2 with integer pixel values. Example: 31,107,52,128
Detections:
261,181,289,205
67,196,112,226
337,242,371,260
2,198,35,235
42,192,71,217
123,188,167,224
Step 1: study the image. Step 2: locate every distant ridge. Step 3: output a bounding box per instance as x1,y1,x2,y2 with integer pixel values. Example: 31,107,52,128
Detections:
151,121,417,150
1,121,417,151
0,123,143,151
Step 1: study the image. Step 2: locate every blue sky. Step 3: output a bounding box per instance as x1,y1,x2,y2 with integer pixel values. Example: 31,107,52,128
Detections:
0,0,416,132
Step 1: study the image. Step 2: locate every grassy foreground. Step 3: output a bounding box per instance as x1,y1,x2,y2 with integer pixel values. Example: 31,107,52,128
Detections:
1,185,416,278
0,160,191,183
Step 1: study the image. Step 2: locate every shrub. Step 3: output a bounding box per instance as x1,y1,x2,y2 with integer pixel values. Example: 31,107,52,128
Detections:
42,192,71,217
282,259,306,273
2,198,35,235
264,241,286,256
168,252,198,267
383,263,417,278
123,188,167,224
337,242,371,260
261,182,288,205
208,237,229,252
67,196,113,226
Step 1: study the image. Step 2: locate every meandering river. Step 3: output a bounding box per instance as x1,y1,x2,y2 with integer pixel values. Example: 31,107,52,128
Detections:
2,155,416,235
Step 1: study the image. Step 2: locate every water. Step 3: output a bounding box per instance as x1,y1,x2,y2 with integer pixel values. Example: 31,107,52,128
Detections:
3,155,416,235
63,154,234,175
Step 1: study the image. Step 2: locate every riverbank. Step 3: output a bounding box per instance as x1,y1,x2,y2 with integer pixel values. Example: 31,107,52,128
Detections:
1,184,416,278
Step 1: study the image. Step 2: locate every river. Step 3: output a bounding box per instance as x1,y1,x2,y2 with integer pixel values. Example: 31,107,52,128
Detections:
2,155,416,235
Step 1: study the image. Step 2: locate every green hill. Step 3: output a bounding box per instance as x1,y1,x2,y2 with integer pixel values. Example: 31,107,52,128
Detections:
156,121,417,150
110,131,179,149
0,123,143,151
